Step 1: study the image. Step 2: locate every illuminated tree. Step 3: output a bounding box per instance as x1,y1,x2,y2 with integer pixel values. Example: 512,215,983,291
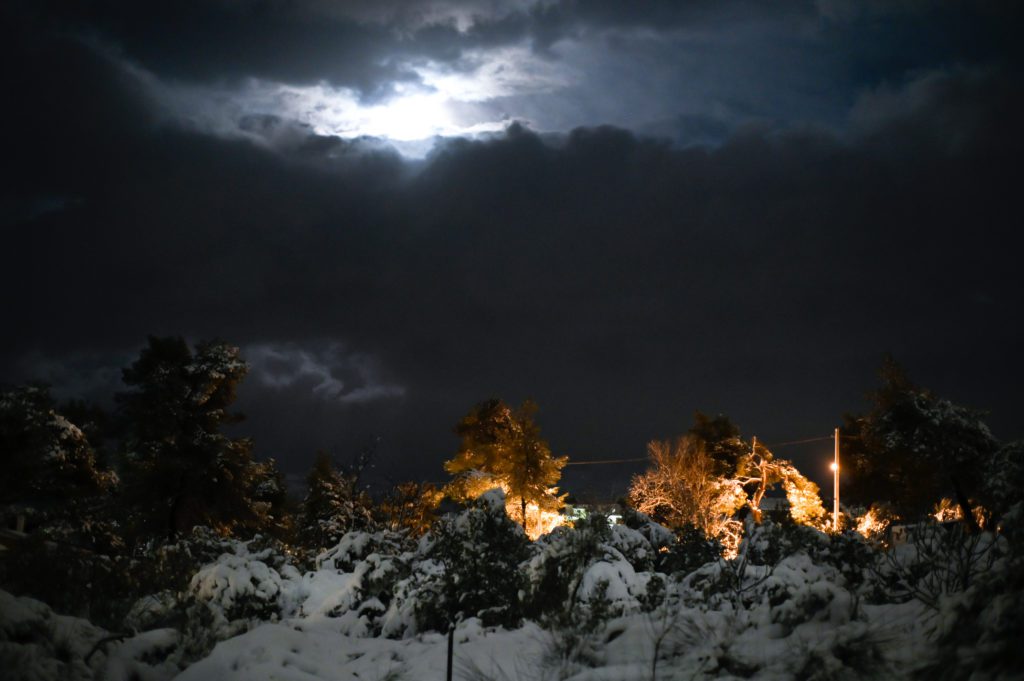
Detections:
778,461,828,528
444,399,567,537
377,481,442,535
628,435,745,551
630,423,828,553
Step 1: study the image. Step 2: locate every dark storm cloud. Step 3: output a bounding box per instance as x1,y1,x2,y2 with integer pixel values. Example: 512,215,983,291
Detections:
21,0,1021,127
2,2,1022,492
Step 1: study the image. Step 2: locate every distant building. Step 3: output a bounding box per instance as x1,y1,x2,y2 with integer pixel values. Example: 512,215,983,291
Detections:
562,503,624,525
759,485,790,514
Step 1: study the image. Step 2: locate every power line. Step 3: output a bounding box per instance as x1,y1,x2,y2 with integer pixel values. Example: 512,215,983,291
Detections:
565,457,648,466
566,432,855,465
765,436,833,448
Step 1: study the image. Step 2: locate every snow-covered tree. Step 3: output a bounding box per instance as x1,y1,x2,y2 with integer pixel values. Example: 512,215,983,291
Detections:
117,336,262,540
628,436,744,544
376,481,441,535
248,457,291,539
983,440,1024,523
415,490,530,631
298,451,373,552
630,426,828,555
844,357,997,530
0,384,118,546
777,460,828,529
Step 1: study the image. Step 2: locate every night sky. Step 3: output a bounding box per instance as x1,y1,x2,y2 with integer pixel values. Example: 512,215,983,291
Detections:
3,1,1022,496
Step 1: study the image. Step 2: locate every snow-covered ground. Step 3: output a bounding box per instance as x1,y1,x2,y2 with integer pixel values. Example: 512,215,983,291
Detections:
3,502,1020,681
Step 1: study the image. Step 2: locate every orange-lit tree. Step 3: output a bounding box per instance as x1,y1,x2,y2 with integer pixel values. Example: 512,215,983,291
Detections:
443,399,567,538
630,419,829,553
629,435,746,553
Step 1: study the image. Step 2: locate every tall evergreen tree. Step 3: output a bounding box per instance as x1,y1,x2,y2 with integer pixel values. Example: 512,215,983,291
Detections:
688,411,747,477
298,449,374,552
0,384,118,546
444,399,567,533
844,357,997,530
298,451,348,551
117,336,259,540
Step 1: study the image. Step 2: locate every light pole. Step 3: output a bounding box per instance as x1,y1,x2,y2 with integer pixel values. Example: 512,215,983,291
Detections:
831,427,840,532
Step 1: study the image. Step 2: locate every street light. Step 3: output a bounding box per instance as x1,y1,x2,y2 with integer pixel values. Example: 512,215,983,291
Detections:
832,428,840,532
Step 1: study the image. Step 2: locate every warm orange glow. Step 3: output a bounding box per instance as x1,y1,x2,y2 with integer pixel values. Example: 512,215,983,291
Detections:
855,507,889,538
458,474,568,539
830,462,838,472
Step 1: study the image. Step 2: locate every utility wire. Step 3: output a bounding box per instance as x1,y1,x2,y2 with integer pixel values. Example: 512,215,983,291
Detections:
565,457,648,466
566,432,858,465
766,436,833,448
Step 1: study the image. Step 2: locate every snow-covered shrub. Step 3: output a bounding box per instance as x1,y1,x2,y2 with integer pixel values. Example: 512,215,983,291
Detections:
524,513,614,620
620,506,675,550
0,589,109,681
413,491,530,632
743,518,830,566
123,591,182,633
761,554,853,633
604,522,657,572
176,536,299,660
126,527,241,600
916,503,1024,681
655,523,723,577
874,522,1000,609
316,529,412,573
300,529,416,636
541,578,618,677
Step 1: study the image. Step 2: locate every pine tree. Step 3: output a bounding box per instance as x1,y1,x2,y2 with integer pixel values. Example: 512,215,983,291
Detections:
298,449,374,552
117,336,259,540
377,481,441,535
844,357,997,529
298,451,348,551
688,411,747,477
0,384,118,547
249,457,292,539
444,399,567,535
416,491,530,631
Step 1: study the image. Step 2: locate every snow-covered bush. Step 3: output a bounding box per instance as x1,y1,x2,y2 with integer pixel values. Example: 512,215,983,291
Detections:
187,539,297,632
918,503,1024,681
0,589,109,681
301,529,417,637
412,491,530,632
604,522,658,572
316,529,412,573
655,523,724,577
172,536,299,660
526,515,604,620
873,522,1000,609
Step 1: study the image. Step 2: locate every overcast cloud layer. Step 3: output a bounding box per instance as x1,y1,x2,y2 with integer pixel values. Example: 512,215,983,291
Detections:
2,1,1022,493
